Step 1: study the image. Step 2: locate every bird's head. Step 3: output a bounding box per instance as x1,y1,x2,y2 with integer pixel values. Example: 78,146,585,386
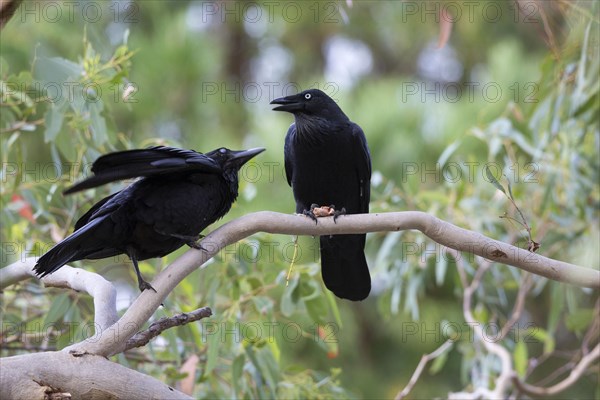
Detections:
270,89,347,120
205,147,265,172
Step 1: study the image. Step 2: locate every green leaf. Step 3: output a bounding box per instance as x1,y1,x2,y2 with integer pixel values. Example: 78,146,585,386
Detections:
404,274,422,320
305,295,328,325
43,103,66,142
514,341,528,378
435,257,447,286
565,309,594,333
252,296,273,317
485,165,506,194
204,326,221,375
245,344,276,397
0,56,8,75
254,344,281,390
43,293,71,326
324,289,343,328
232,353,245,397
298,279,320,301
547,283,564,333
473,303,489,323
572,86,599,117
88,100,107,144
525,327,555,354
375,231,402,267
429,348,449,375
280,274,299,317
437,139,462,167
55,126,77,160
505,175,514,201
34,56,83,83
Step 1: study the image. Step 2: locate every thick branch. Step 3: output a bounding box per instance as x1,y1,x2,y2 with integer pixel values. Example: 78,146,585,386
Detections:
0,351,192,399
218,211,597,287
0,258,118,331
4,211,597,359
63,211,598,357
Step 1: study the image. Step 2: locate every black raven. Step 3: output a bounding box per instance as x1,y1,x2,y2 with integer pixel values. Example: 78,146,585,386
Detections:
270,89,372,301
34,146,265,291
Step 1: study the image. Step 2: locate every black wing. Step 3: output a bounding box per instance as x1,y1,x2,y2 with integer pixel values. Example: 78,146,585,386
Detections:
283,123,296,187
64,146,221,194
351,124,372,213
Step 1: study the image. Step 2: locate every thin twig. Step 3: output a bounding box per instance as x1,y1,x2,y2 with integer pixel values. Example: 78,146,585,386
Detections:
582,298,600,355
395,339,454,400
525,299,599,388
532,359,576,388
499,273,533,341
512,343,600,396
449,259,514,399
124,307,212,351
0,118,45,135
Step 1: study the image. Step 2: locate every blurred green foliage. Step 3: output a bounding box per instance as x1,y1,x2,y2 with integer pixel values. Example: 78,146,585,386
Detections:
1,1,599,398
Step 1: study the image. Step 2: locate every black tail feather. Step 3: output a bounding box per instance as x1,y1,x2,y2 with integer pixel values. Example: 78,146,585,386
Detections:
33,219,103,277
319,234,371,301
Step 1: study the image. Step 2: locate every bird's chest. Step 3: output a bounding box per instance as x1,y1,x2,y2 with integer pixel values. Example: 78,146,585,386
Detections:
289,136,357,208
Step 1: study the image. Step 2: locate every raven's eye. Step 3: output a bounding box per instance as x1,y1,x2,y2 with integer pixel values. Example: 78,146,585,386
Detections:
219,148,226,154
304,93,312,100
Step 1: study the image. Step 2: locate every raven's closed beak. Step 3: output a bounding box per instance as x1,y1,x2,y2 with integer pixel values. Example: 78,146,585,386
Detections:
228,147,266,166
270,95,303,112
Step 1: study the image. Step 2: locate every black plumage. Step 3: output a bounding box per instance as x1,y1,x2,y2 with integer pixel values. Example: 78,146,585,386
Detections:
270,89,372,301
34,146,264,291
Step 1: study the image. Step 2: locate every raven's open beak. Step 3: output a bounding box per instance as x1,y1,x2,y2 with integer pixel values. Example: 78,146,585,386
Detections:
228,147,266,166
270,95,303,112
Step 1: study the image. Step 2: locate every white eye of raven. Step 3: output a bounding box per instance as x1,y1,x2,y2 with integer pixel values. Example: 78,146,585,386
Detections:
219,148,226,154
304,93,312,100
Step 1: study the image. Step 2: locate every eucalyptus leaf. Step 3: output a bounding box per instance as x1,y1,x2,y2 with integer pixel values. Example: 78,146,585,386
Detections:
485,165,506,194
43,293,71,326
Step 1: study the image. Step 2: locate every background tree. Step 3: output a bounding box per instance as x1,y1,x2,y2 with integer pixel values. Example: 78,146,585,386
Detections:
1,1,598,398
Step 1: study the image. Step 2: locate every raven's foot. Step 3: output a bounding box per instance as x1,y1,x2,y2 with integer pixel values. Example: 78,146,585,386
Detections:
138,279,157,293
332,206,347,223
187,238,207,252
302,204,320,224
309,204,345,220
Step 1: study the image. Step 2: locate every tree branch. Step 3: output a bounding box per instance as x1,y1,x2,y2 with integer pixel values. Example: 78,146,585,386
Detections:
0,0,22,29
449,260,515,399
0,351,192,399
4,211,598,359
499,272,532,341
395,339,454,400
124,307,213,351
0,258,119,331
512,343,600,396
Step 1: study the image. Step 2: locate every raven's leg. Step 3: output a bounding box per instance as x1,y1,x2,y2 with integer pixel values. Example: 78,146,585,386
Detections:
158,231,207,251
128,249,157,293
175,233,207,251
